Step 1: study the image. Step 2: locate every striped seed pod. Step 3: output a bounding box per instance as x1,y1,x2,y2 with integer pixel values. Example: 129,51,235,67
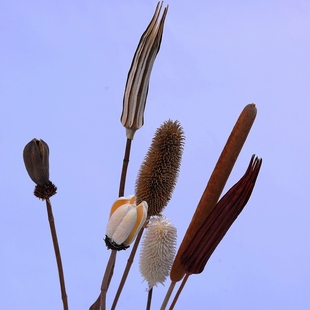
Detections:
120,2,168,140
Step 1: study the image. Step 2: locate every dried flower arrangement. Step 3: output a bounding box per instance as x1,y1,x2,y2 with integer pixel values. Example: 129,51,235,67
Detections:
22,2,262,310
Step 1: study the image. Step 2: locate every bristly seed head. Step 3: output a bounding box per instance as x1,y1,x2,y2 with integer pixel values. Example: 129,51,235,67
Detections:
139,216,177,289
135,119,185,216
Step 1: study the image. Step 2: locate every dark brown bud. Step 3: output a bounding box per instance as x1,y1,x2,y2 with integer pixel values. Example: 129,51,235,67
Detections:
23,138,57,200
23,139,50,185
180,155,262,275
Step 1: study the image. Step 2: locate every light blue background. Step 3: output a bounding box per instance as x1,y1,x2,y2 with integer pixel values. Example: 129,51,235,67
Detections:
1,1,309,309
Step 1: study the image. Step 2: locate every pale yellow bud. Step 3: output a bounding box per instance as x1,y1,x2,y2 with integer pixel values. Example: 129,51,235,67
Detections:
105,196,148,251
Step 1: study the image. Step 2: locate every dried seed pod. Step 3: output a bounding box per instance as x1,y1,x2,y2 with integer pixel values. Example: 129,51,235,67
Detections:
23,138,50,185
121,2,168,139
170,104,257,282
23,138,57,200
180,155,262,274
135,120,185,216
105,196,148,251
139,216,177,289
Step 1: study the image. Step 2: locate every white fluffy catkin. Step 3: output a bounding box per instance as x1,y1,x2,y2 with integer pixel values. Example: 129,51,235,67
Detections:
139,216,177,289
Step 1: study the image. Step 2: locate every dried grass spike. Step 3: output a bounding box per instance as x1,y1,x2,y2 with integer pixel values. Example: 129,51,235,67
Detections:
135,119,185,216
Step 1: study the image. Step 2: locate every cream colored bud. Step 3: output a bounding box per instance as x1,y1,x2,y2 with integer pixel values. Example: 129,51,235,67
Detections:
139,216,177,289
105,197,148,251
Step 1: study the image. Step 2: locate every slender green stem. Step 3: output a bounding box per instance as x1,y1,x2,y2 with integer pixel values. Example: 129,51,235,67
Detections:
45,198,69,310
169,274,189,310
111,226,145,310
146,287,153,310
160,281,176,310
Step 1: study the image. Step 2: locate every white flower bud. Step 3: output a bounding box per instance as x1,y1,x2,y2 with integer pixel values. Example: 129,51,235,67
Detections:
105,196,148,251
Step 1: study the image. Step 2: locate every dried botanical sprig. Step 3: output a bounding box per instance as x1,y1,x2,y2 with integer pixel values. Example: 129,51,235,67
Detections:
168,156,262,310
170,103,257,282
105,196,148,251
135,120,185,216
121,1,168,140
23,138,50,185
22,139,68,310
23,138,57,200
181,155,262,274
140,216,177,289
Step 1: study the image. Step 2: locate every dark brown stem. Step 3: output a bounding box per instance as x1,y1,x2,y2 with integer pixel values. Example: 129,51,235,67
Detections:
99,250,117,310
119,138,132,197
146,287,153,310
45,198,69,310
169,274,189,310
111,227,145,310
90,138,133,310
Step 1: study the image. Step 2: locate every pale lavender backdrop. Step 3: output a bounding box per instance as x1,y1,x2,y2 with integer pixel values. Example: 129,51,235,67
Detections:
1,0,309,309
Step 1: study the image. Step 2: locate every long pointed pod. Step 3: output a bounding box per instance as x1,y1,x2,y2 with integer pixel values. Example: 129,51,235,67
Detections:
121,1,169,140
170,103,257,283
170,155,262,308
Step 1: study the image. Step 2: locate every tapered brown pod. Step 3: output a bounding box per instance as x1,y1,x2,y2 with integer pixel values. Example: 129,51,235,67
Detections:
170,103,257,282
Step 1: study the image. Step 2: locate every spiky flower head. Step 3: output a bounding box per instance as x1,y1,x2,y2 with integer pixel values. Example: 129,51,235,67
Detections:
135,120,185,216
139,216,177,289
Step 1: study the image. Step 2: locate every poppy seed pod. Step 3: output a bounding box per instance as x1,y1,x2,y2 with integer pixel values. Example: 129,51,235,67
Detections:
23,138,50,185
105,196,148,251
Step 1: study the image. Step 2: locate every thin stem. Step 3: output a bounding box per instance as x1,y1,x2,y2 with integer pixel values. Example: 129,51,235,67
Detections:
111,227,145,310
45,198,69,310
99,250,117,310
160,281,176,310
146,288,153,310
169,274,189,310
119,138,132,197
90,138,133,310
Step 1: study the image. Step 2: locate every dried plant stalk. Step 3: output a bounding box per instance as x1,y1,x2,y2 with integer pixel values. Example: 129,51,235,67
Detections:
170,103,257,282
